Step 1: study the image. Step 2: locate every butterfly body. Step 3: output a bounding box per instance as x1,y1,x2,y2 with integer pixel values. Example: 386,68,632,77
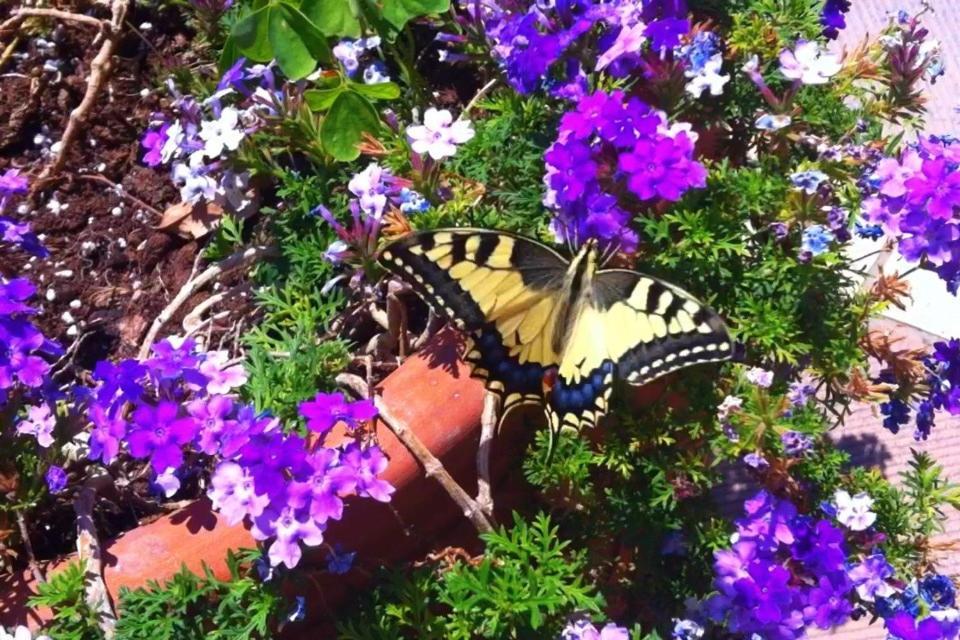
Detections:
380,229,732,434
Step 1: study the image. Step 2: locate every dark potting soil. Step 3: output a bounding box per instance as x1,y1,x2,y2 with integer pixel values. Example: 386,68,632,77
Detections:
0,4,253,559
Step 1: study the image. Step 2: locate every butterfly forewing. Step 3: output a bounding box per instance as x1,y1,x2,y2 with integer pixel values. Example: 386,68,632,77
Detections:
380,229,570,411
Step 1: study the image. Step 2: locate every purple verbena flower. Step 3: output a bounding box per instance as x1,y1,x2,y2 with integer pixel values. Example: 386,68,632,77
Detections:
45,465,67,494
298,392,377,434
16,404,55,448
127,401,199,472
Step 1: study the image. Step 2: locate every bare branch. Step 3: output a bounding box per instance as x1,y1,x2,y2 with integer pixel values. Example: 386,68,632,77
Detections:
374,396,494,534
15,511,44,585
138,245,277,359
475,391,499,520
0,8,109,34
36,0,130,181
75,487,117,638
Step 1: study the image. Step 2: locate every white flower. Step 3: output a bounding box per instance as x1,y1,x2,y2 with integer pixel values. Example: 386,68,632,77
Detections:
779,40,842,85
717,395,744,421
834,489,877,531
198,107,245,159
406,107,475,160
745,367,774,388
160,120,185,163
0,626,51,640
755,113,792,131
685,53,730,98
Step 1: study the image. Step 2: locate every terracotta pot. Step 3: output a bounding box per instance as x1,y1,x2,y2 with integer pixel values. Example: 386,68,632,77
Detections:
1,328,497,631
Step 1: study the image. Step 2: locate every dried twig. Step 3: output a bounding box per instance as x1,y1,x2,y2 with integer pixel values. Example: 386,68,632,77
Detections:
336,372,371,400
75,487,117,638
15,511,44,585
77,174,164,217
138,245,277,359
475,391,499,520
0,8,109,33
374,396,494,534
461,78,498,118
36,0,130,181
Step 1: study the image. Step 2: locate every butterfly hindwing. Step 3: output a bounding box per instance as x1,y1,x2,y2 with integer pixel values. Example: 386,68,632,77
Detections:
380,229,569,410
545,269,732,433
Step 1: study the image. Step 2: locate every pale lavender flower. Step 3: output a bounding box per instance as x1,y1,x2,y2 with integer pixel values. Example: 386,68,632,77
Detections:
834,489,877,531
406,108,475,160
787,380,816,406
847,553,896,601
596,22,646,72
755,113,792,131
745,367,774,388
208,461,269,526
779,40,842,85
253,505,326,569
199,351,247,395
172,160,217,204
348,163,390,217
717,395,743,421
153,467,181,498
16,404,55,448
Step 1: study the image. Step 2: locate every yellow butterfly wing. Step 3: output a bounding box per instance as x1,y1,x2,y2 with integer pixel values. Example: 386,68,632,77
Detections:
547,269,733,434
379,229,569,412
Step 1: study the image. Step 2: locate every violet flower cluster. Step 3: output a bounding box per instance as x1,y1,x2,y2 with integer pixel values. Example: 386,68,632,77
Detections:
543,89,707,253
1,172,61,411
875,573,960,640
470,0,689,98
83,338,248,483
859,136,960,295
84,336,393,568
879,338,960,440
140,61,280,209
211,391,392,569
316,162,427,269
705,490,894,640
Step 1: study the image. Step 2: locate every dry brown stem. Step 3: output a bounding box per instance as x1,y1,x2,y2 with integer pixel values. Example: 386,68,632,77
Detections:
138,245,277,359
374,396,494,534
75,487,117,638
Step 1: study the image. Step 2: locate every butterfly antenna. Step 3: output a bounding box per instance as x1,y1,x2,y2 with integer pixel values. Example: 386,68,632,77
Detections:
600,237,621,267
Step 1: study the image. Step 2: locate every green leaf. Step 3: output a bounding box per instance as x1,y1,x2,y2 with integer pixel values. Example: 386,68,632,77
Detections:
232,5,273,62
269,3,331,80
304,87,344,111
218,34,241,72
321,91,381,161
300,0,361,37
380,0,450,30
350,81,401,101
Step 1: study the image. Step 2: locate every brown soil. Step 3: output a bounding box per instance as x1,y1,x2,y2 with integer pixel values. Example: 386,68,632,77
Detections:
0,4,254,559
1,4,251,370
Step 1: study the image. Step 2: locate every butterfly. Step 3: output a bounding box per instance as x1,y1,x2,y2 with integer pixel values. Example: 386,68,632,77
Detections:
379,228,733,436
